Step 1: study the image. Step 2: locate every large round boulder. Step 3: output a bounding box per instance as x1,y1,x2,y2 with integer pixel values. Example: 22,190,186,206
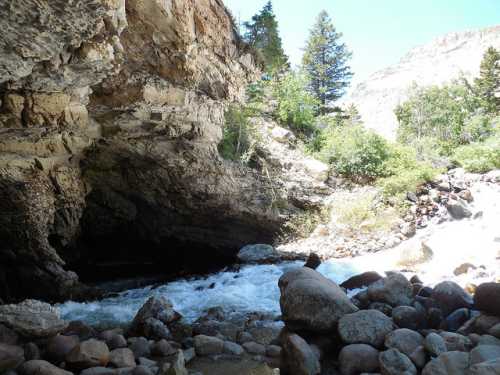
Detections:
65,338,110,370
367,273,413,307
282,333,320,375
338,310,394,347
279,268,358,332
431,281,473,317
379,348,417,375
129,297,180,340
474,283,500,317
339,344,379,375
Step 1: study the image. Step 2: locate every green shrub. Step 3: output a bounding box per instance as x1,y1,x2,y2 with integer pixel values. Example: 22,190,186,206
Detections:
451,134,500,173
218,104,260,164
273,71,318,134
377,163,438,198
317,125,391,179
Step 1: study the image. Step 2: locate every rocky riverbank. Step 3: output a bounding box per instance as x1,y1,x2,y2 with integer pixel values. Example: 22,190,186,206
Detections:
1,259,500,374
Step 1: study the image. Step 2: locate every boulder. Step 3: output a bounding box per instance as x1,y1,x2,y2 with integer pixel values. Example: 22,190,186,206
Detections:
62,321,96,340
304,253,321,270
431,281,473,316
282,333,320,375
65,339,110,370
392,306,421,330
151,339,176,357
237,244,280,264
129,337,151,359
45,334,79,364
442,308,470,331
338,310,394,347
109,348,136,368
338,344,379,375
422,351,470,375
439,332,472,352
279,268,358,332
490,323,500,338
367,273,413,307
0,342,24,372
468,358,500,374
18,360,73,375
424,332,447,357
24,342,40,361
81,368,116,375
271,126,295,143
379,348,417,375
474,283,500,316
129,297,180,340
470,345,500,365
164,350,188,375
340,272,383,290
0,300,67,338
223,341,244,355
193,335,223,356
445,199,472,219
384,329,424,360
242,341,266,355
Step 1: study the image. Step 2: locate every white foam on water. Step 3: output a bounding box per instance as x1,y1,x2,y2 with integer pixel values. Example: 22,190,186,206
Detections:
59,181,500,326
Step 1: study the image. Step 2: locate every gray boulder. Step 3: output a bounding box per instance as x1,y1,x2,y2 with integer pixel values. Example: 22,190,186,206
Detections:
384,329,424,361
339,344,379,375
379,348,417,375
109,348,136,368
445,199,472,219
422,351,470,375
65,339,110,370
237,244,280,264
469,358,500,374
279,268,358,332
439,331,472,352
129,297,180,340
431,281,473,316
338,310,394,347
45,334,79,363
193,335,223,356
470,345,500,365
367,274,413,307
282,333,320,375
0,300,67,338
424,332,447,357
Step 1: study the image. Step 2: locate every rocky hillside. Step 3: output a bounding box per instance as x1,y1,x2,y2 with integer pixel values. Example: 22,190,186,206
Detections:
346,25,500,139
0,0,324,303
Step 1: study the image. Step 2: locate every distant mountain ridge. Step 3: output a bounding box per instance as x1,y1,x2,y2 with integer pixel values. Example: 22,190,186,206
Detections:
345,25,500,139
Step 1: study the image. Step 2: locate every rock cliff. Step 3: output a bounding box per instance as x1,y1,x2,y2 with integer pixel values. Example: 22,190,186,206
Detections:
0,0,292,302
346,25,500,139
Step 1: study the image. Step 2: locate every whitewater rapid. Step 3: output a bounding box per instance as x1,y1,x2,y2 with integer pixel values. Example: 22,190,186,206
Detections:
59,180,500,326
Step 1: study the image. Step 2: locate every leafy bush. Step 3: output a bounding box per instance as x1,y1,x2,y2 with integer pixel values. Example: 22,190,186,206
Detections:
273,72,318,134
377,164,438,198
218,104,260,164
451,134,500,173
317,125,391,179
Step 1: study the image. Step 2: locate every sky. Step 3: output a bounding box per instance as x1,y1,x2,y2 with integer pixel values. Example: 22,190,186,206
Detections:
223,0,500,87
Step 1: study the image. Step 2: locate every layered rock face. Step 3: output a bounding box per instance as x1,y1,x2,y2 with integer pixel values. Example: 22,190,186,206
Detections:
0,0,282,302
346,25,500,139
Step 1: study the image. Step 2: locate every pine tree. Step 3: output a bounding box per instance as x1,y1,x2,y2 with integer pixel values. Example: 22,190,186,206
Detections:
474,46,500,114
243,1,289,74
302,10,352,114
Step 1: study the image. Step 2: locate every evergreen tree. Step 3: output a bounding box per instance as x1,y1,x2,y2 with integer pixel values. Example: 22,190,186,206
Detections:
474,46,500,114
302,10,352,114
243,1,289,74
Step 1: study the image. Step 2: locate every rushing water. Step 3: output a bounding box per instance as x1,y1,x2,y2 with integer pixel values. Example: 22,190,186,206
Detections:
59,180,500,326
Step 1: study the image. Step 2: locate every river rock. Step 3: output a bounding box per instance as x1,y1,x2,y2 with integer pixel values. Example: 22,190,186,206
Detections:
379,348,416,375
392,306,421,330
65,338,110,370
470,345,500,365
237,244,280,264
340,272,383,290
424,332,447,357
442,307,470,331
468,358,500,374
445,199,472,219
151,339,176,357
165,350,188,375
422,351,470,375
338,310,394,347
0,300,67,338
439,332,472,351
45,334,80,363
0,342,24,372
282,333,320,375
129,337,151,359
338,344,379,375
109,348,136,368
223,341,244,355
490,323,500,338
129,297,180,340
279,267,358,332
474,282,500,316
242,341,266,355
24,342,40,361
431,281,473,316
63,321,96,340
193,335,223,356
367,273,413,307
18,360,73,375
384,329,424,360
304,253,321,270
81,367,116,375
